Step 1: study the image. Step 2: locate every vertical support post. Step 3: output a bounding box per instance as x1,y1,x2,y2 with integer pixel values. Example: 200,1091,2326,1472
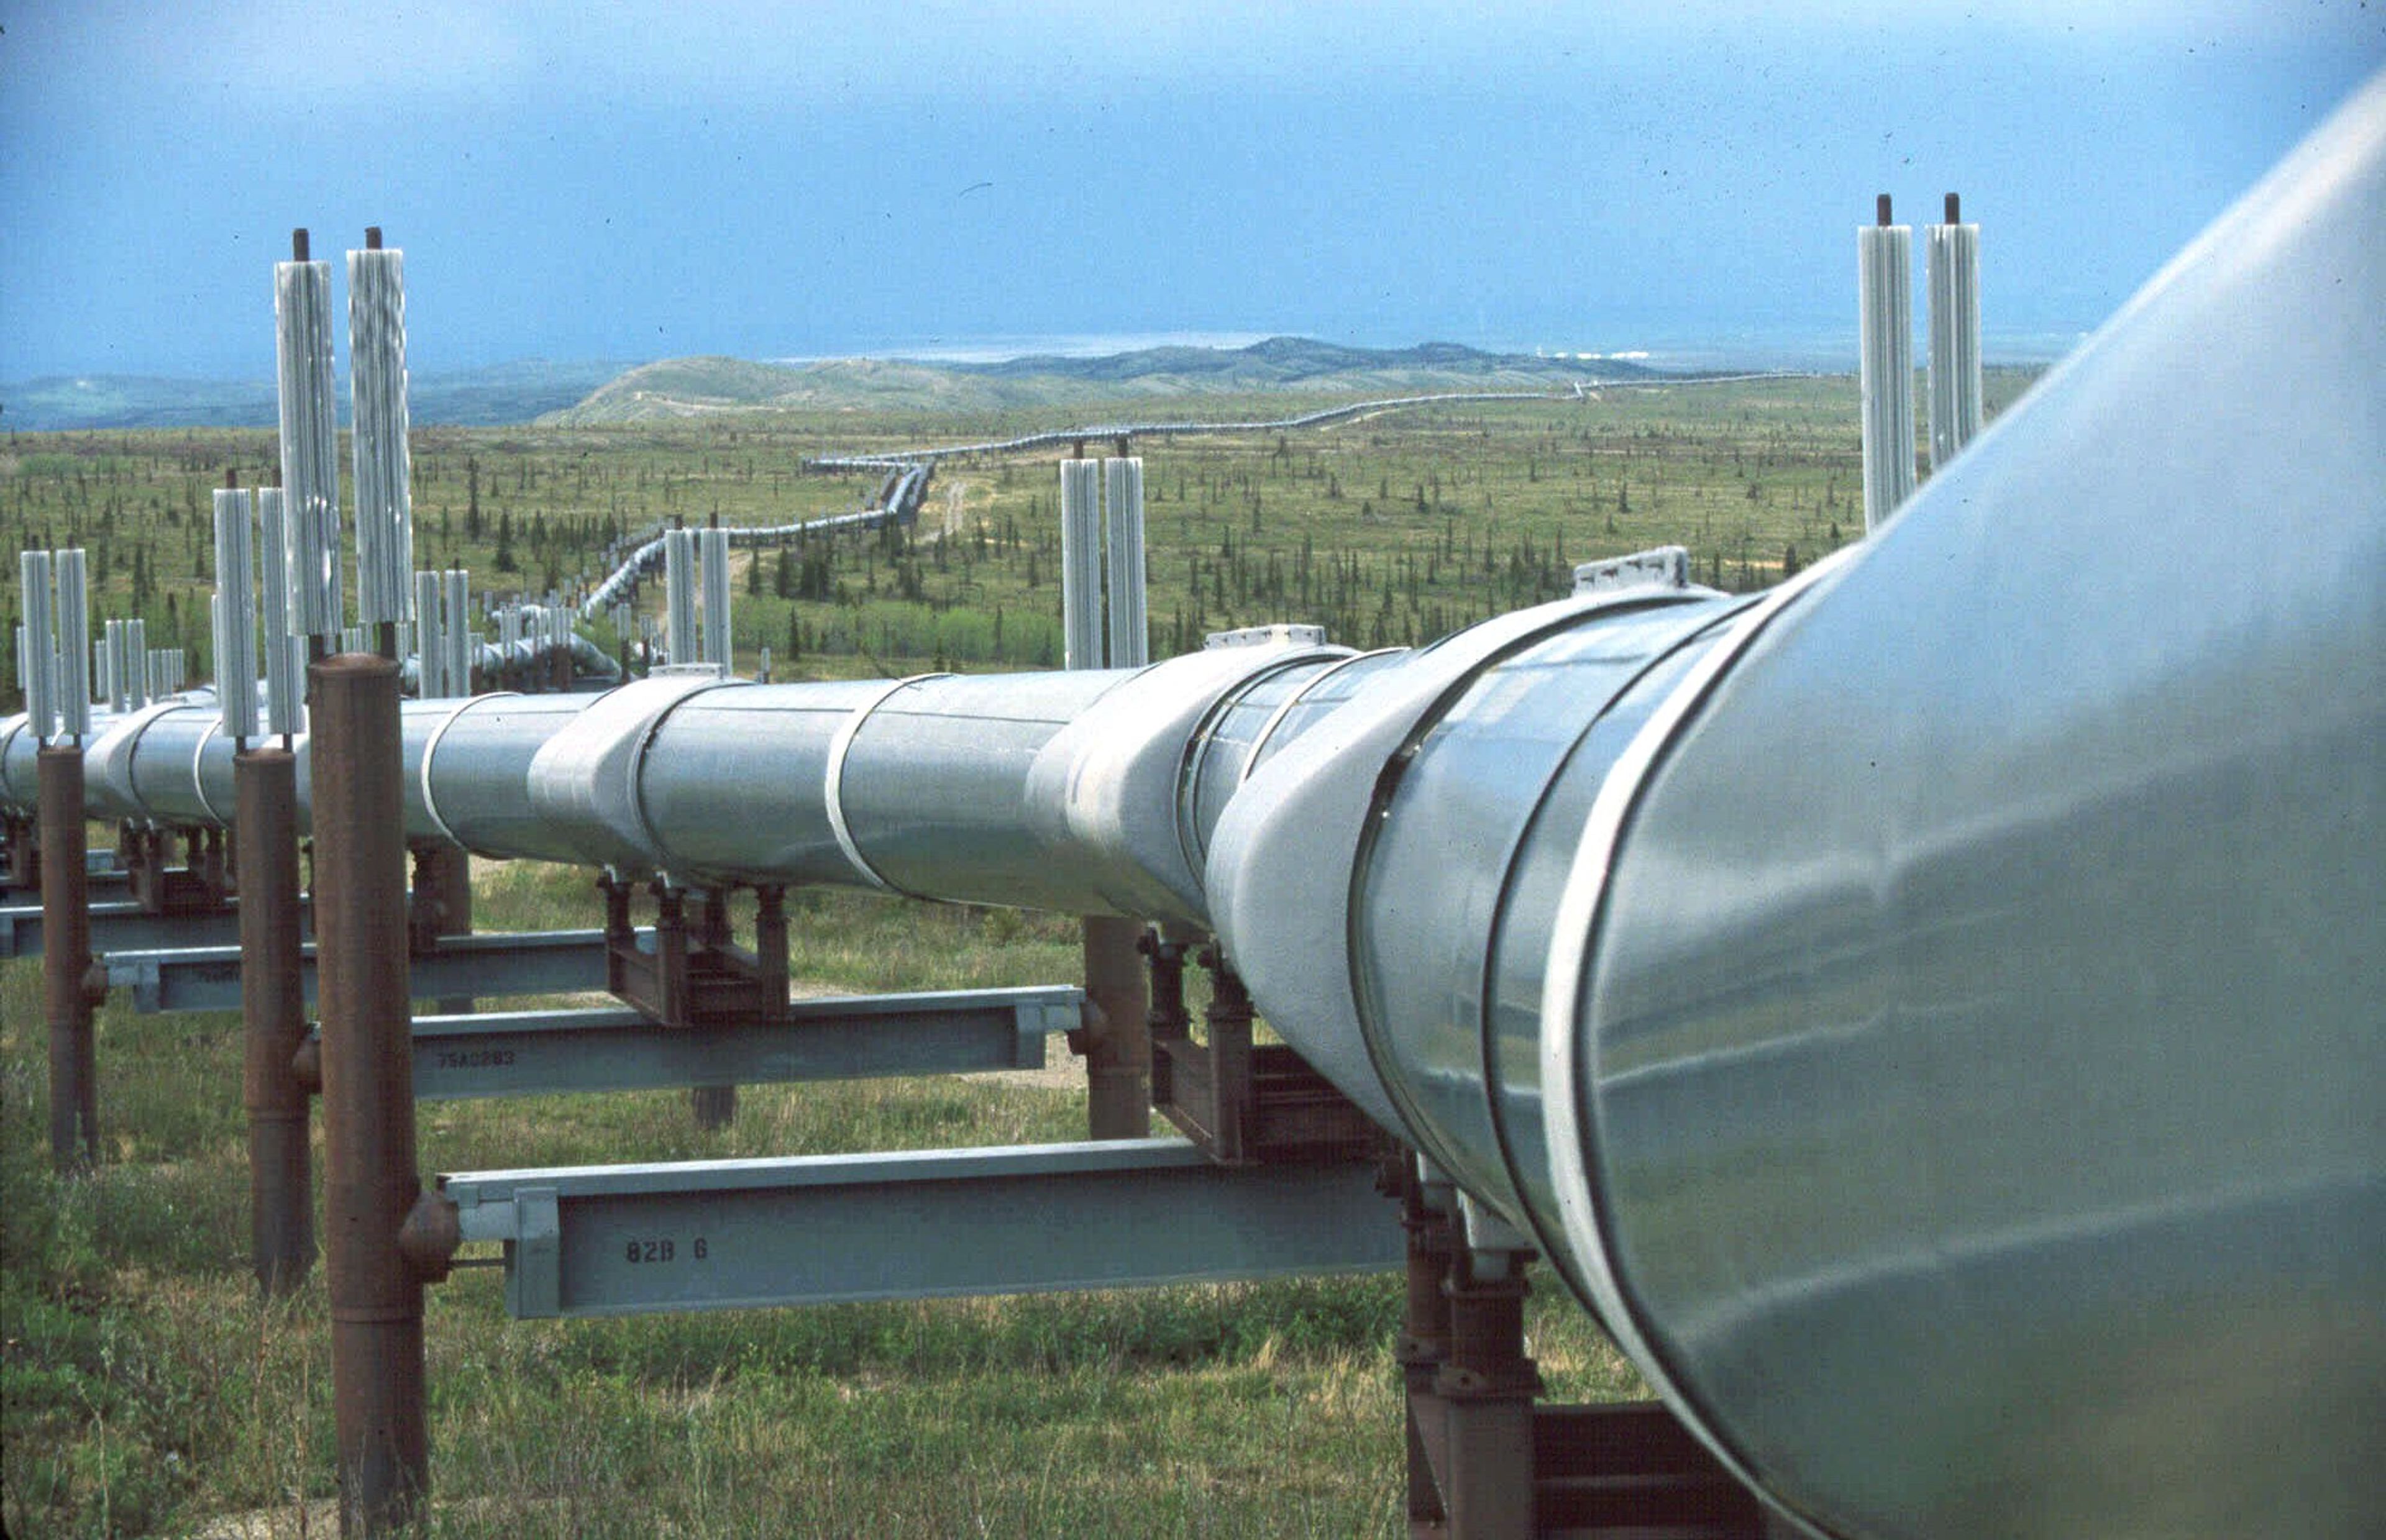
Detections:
39,745,98,1170
653,883,688,1029
239,747,312,1293
1081,914,1151,1139
310,654,429,1533
1400,1159,1459,1531
1198,944,1251,1160
409,839,475,1016
1858,194,1917,532
688,886,738,1129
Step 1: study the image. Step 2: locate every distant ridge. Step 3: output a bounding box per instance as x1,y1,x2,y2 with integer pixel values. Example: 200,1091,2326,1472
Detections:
546,337,1675,425
4,338,1683,432
1,360,626,433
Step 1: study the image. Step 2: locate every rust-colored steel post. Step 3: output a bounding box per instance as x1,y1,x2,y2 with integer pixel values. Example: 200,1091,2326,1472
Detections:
410,839,475,1016
239,746,313,1295
1081,914,1151,1139
39,745,99,1170
310,654,431,1533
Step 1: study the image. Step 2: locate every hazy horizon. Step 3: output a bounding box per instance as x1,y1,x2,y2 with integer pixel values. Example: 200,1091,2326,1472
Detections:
5,2,2379,383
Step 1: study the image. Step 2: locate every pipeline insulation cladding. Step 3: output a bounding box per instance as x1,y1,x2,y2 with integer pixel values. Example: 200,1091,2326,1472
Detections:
275,260,342,638
1103,458,1148,669
54,549,91,739
1858,223,1917,531
214,489,261,738
1928,222,1986,471
1059,459,1104,670
348,246,414,626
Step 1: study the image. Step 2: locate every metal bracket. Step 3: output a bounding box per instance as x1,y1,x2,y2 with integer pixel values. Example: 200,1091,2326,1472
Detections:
602,877,791,1031
1150,943,1384,1165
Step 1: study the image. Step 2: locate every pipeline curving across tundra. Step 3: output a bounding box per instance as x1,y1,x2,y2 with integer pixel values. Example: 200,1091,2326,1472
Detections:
7,71,2384,1540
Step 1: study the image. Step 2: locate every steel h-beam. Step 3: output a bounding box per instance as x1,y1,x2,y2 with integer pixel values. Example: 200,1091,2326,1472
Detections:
442,1138,1401,1319
0,896,285,961
102,926,636,1014
303,986,1079,1101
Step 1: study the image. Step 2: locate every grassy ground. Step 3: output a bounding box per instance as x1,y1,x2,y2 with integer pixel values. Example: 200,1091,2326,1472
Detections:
2,862,1642,1538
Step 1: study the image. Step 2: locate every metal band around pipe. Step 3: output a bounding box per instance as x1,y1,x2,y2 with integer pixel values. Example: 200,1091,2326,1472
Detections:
416,693,520,847
821,673,953,893
1236,647,1401,786
1534,550,1854,1522
190,721,227,826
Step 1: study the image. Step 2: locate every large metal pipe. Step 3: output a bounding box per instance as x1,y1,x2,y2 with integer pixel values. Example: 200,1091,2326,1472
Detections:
310,654,429,1531
239,746,312,1293
1210,69,2385,1540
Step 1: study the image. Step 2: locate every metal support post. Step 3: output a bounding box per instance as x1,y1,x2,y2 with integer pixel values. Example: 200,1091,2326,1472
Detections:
309,654,432,1533
1080,915,1150,1139
1199,942,1253,1162
238,747,313,1294
688,888,738,1131
409,838,475,1016
1435,1240,1539,1539
39,745,98,1169
1399,1162,1539,1540
1399,1159,1460,1532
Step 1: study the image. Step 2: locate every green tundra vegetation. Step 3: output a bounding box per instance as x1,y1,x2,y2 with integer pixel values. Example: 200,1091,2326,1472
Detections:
2,369,2034,1536
0,369,2038,693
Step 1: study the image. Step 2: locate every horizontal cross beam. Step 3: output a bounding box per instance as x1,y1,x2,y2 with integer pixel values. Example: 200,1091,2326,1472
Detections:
445,1137,1401,1318
103,926,636,1013
368,986,1079,1101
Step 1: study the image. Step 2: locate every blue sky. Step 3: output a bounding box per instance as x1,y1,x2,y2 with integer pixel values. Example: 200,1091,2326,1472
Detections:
3,1,2379,379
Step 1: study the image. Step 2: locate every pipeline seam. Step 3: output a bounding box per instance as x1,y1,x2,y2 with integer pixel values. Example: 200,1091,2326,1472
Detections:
1236,647,1398,788
822,673,951,894
1537,549,1855,1536
1343,595,1695,1203
418,693,519,847
190,721,226,825
101,701,187,825
1168,645,1354,883
624,677,746,873
1470,609,1747,1299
